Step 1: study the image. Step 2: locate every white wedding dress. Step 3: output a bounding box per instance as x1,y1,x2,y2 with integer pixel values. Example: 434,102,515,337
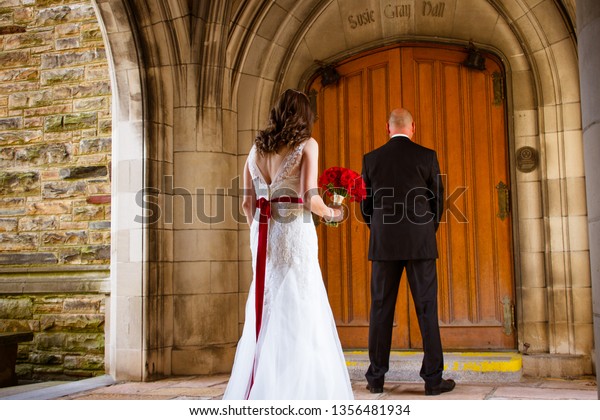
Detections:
223,141,354,400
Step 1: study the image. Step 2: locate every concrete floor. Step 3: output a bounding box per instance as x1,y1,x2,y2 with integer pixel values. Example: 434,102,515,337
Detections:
1,374,597,400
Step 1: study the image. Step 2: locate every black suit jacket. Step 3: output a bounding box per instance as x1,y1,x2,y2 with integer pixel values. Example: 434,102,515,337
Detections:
361,135,444,260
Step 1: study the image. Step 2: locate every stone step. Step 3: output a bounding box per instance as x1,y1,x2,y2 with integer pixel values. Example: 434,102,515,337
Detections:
345,351,522,383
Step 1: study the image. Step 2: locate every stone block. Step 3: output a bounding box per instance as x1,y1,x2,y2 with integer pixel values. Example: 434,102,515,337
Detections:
8,90,53,109
29,352,64,365
0,319,36,332
89,221,110,230
0,252,57,265
171,345,237,375
0,232,37,251
35,4,97,27
86,64,109,81
86,180,111,195
63,354,104,370
41,230,87,245
0,218,18,232
4,30,53,50
73,97,109,112
55,22,79,37
42,180,86,198
98,119,111,135
0,297,32,319
33,297,63,314
32,365,65,377
89,230,109,244
522,353,593,377
173,261,210,295
41,67,85,85
0,171,40,198
173,294,238,346
174,230,238,262
33,332,65,351
62,297,103,314
54,80,110,99
13,7,34,25
55,37,80,50
73,205,104,221
0,51,33,68
521,287,548,323
0,148,16,168
15,363,33,379
36,332,104,354
44,112,97,132
0,25,26,36
40,314,104,332
23,116,44,128
59,165,107,179
571,251,592,288
0,197,25,210
60,245,109,264
211,261,238,294
0,68,38,83
0,117,22,130
0,130,43,145
14,143,71,165
27,200,70,215
18,215,58,231
22,103,73,117
81,24,103,43
41,48,106,69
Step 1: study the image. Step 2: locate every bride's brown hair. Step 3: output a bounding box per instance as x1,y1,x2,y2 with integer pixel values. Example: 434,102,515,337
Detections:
254,89,315,154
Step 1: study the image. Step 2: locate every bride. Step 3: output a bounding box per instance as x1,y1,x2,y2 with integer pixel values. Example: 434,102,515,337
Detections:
223,89,354,400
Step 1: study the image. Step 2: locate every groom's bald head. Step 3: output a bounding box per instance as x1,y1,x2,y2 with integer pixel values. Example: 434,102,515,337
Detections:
387,108,415,138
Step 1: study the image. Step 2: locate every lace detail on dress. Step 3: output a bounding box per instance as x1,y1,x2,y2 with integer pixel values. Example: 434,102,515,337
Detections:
274,141,306,185
246,140,316,295
247,146,260,181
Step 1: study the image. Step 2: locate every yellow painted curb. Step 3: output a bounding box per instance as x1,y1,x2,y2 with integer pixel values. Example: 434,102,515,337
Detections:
344,351,523,373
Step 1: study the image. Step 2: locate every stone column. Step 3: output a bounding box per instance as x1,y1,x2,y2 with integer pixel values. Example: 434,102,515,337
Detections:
577,0,600,398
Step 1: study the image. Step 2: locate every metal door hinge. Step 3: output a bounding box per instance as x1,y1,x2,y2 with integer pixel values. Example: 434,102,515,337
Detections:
492,72,504,106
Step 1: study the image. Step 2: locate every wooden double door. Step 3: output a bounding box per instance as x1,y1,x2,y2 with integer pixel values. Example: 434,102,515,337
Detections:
310,45,515,350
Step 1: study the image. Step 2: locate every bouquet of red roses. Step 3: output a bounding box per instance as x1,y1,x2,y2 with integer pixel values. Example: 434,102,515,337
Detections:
318,166,367,205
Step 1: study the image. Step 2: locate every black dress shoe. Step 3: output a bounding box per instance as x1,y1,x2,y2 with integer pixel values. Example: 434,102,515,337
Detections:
366,384,384,394
425,378,456,396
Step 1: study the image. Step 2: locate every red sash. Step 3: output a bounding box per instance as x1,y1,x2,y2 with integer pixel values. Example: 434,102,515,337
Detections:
246,196,303,398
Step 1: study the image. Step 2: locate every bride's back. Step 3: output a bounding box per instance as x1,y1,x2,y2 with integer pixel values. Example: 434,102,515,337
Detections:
253,146,294,186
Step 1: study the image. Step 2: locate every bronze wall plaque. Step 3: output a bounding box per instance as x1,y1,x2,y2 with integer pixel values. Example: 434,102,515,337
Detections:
516,146,538,173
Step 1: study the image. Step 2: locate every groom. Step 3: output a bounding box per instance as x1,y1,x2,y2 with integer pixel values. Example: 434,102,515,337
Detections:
360,108,455,396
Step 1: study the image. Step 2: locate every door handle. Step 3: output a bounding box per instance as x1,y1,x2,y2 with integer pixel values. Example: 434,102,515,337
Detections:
496,181,510,220
501,296,514,336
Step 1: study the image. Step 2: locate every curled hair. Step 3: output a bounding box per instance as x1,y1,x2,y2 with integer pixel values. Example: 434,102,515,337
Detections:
255,89,315,154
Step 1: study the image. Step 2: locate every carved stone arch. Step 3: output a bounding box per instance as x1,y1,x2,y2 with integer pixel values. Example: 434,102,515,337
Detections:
91,0,590,380
93,0,147,380
230,0,590,372
93,0,200,381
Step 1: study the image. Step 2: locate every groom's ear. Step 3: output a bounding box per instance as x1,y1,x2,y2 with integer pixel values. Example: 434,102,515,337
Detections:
386,123,390,135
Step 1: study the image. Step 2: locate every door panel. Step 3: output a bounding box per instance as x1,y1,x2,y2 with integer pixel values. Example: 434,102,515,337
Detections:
310,44,515,350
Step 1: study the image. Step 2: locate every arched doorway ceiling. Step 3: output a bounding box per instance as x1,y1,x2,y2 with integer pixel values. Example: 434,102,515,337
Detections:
229,0,579,132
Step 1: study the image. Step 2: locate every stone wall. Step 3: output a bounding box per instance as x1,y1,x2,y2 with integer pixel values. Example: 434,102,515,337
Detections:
1,294,105,380
0,0,111,381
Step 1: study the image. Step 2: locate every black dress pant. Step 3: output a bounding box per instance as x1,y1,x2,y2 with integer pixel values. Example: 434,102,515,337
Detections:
366,259,443,387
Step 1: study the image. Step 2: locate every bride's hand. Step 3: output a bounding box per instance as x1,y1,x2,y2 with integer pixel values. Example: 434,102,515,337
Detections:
326,207,344,223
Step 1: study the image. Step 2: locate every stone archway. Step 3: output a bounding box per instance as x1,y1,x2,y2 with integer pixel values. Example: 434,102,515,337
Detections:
94,0,241,380
90,0,592,379
93,0,146,380
229,0,592,375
